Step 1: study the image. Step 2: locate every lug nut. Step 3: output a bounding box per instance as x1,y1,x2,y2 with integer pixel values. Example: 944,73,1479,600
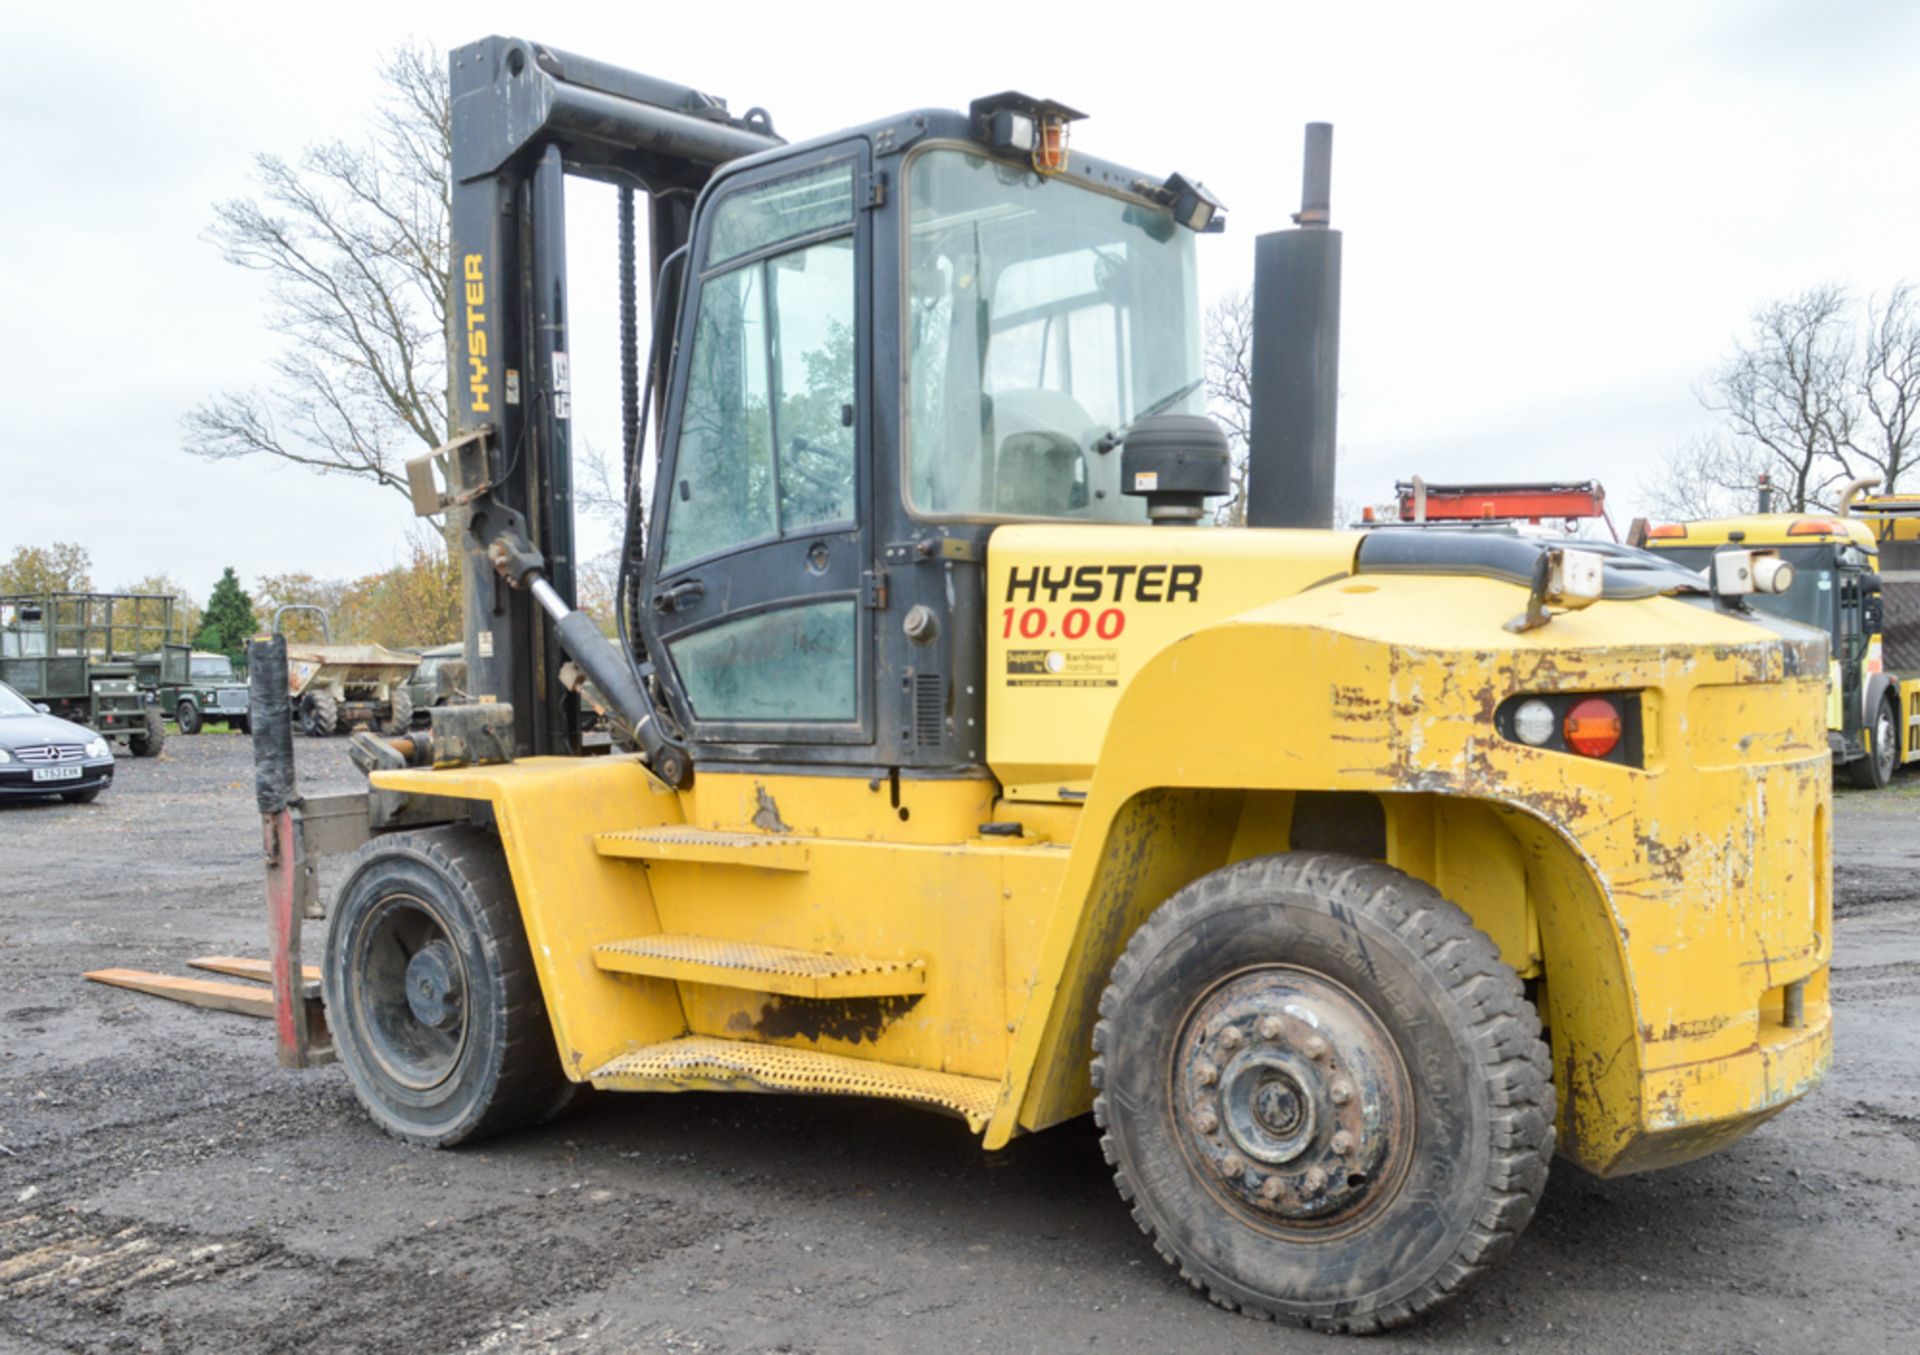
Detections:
1194,1108,1219,1135
1195,1060,1219,1088
1304,1167,1327,1193
1331,1130,1354,1155
1258,1016,1283,1041
1219,1025,1245,1051
1329,1079,1353,1106
1219,1153,1245,1179
1259,1175,1285,1202
1304,1036,1329,1061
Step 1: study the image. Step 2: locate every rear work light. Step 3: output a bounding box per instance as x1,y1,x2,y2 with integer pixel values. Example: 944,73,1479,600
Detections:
1495,691,1642,766
1563,697,1623,758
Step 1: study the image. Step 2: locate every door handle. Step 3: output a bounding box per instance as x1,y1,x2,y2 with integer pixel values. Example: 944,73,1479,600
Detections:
653,579,705,613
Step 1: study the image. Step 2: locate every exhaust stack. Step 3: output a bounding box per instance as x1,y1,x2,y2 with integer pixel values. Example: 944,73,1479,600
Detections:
1245,123,1341,529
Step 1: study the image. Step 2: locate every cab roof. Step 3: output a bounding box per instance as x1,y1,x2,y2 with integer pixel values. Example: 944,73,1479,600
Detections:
1644,512,1877,551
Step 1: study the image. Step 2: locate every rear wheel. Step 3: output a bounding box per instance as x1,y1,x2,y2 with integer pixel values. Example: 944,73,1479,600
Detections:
1092,852,1554,1334
385,688,414,737
324,826,572,1146
127,707,165,758
1844,696,1898,790
301,689,340,737
176,700,202,735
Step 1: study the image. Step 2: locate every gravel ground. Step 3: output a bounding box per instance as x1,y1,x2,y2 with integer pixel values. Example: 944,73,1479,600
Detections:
1,734,1916,1353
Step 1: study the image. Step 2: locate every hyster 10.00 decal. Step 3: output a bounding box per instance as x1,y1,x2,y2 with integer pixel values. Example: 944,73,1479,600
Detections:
1000,561,1204,645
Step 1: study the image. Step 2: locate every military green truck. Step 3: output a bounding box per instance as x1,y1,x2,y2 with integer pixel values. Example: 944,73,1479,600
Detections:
162,651,252,734
396,641,465,728
0,592,184,755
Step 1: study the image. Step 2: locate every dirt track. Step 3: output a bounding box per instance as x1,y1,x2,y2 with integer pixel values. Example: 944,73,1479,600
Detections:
2,735,1917,1353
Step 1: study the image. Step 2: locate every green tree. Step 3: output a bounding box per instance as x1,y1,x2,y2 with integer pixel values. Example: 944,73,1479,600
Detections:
0,542,93,595
196,568,258,658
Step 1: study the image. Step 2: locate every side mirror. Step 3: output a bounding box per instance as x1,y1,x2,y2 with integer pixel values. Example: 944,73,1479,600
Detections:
1865,594,1886,636
34,703,49,714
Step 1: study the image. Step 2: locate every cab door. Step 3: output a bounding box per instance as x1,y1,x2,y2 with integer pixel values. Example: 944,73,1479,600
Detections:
642,144,874,752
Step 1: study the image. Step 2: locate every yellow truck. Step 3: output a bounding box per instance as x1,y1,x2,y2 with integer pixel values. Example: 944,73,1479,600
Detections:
244,39,1834,1333
1645,490,1920,788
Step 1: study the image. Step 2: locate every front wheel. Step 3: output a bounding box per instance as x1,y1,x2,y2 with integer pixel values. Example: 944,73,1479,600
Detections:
1844,696,1898,790
301,689,340,738
127,707,165,758
1092,852,1554,1334
324,826,572,1147
176,700,202,735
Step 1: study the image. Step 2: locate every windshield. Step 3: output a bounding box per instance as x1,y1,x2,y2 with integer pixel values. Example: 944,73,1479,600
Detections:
1653,543,1840,632
905,146,1203,521
0,683,35,717
191,656,235,681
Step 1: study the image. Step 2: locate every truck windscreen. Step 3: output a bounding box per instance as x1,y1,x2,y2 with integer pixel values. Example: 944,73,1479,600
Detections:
1654,543,1839,632
904,146,1203,522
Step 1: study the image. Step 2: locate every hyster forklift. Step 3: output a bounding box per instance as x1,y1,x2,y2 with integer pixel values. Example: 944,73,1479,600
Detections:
246,37,1833,1333
1643,475,1920,790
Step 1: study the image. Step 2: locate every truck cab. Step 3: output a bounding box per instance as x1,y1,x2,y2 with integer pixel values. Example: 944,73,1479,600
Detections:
1645,512,1915,787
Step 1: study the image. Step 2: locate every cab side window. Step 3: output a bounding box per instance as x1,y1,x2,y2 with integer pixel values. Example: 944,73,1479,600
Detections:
661,163,857,570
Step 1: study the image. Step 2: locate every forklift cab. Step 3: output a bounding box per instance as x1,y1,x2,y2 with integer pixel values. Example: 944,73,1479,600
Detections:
640,135,1207,770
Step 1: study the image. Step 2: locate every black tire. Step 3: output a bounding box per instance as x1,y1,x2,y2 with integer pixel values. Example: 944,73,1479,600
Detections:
127,707,165,758
60,787,103,805
1092,852,1554,1334
176,700,202,735
232,716,251,736
302,689,340,738
385,688,414,737
1844,697,1898,790
324,825,571,1147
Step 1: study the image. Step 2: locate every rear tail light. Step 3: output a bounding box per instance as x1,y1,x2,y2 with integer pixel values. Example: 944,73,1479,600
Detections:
1563,697,1623,758
1496,691,1642,767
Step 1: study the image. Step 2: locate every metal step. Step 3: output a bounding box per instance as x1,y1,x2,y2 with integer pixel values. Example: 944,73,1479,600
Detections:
594,825,810,872
592,934,925,998
589,1036,997,1131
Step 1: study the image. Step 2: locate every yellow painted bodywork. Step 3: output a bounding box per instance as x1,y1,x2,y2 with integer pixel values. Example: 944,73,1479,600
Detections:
372,524,1833,1179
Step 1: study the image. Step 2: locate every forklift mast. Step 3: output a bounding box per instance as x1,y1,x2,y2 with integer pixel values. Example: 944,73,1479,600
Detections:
441,36,780,756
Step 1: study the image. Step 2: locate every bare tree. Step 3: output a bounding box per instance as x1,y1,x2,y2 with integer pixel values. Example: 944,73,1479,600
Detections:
184,45,450,503
1853,281,1920,495
1203,290,1253,525
1700,285,1857,511
1638,433,1766,522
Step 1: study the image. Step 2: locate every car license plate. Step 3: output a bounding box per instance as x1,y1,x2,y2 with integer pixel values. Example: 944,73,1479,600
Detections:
32,766,83,782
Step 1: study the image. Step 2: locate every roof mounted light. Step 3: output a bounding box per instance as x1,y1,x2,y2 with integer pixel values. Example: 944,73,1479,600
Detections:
969,92,1086,176
1159,171,1226,233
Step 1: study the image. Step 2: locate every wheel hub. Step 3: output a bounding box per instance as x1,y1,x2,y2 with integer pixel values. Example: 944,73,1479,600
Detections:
405,940,463,1029
353,896,468,1091
1175,966,1413,1228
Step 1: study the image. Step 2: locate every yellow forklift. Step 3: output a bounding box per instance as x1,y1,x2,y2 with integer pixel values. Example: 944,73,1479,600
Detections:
1643,475,1920,788
244,37,1833,1332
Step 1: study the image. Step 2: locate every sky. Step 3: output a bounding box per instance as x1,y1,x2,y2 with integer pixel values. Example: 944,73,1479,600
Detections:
4,0,1918,598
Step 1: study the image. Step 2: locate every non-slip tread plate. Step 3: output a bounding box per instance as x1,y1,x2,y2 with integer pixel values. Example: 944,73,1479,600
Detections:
592,934,925,997
590,1036,997,1131
594,826,810,871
